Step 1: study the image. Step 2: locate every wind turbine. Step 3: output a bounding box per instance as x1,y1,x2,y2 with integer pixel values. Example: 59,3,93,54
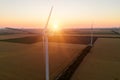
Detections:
90,24,93,47
5,6,53,80
117,27,120,34
43,6,53,80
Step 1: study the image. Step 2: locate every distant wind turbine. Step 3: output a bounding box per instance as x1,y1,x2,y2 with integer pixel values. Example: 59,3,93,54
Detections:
118,26,120,34
90,24,93,47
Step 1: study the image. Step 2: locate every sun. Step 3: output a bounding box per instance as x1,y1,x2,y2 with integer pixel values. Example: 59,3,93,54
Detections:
53,22,58,30
51,21,60,32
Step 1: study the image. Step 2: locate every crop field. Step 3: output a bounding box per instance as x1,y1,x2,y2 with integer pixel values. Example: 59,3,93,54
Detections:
56,29,120,38
0,40,86,80
0,34,37,40
0,35,97,44
71,38,120,80
0,28,119,80
62,29,115,35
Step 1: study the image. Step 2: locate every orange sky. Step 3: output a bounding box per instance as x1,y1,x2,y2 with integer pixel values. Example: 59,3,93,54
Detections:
0,0,120,28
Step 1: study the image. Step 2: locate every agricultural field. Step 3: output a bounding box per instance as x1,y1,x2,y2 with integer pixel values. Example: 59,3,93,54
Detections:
0,39,86,80
71,38,120,80
0,28,119,80
0,34,37,40
56,28,120,38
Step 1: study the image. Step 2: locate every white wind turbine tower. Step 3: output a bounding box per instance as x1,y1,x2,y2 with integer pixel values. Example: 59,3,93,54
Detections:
4,4,54,80
90,24,93,47
118,26,120,34
43,6,53,80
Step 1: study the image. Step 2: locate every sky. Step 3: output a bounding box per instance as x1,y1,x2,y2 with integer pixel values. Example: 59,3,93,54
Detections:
0,0,120,28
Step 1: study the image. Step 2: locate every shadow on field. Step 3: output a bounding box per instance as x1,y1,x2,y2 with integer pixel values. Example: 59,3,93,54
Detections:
55,46,92,80
0,35,97,45
55,38,97,80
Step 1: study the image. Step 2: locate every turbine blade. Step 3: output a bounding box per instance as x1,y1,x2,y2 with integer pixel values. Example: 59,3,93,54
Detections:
44,6,53,32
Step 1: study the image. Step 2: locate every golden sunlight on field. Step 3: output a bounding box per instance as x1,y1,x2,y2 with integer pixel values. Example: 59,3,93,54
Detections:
0,34,36,40
71,38,120,80
0,41,86,80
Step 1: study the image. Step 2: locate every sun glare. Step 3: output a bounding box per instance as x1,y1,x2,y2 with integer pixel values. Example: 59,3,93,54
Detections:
51,21,60,32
